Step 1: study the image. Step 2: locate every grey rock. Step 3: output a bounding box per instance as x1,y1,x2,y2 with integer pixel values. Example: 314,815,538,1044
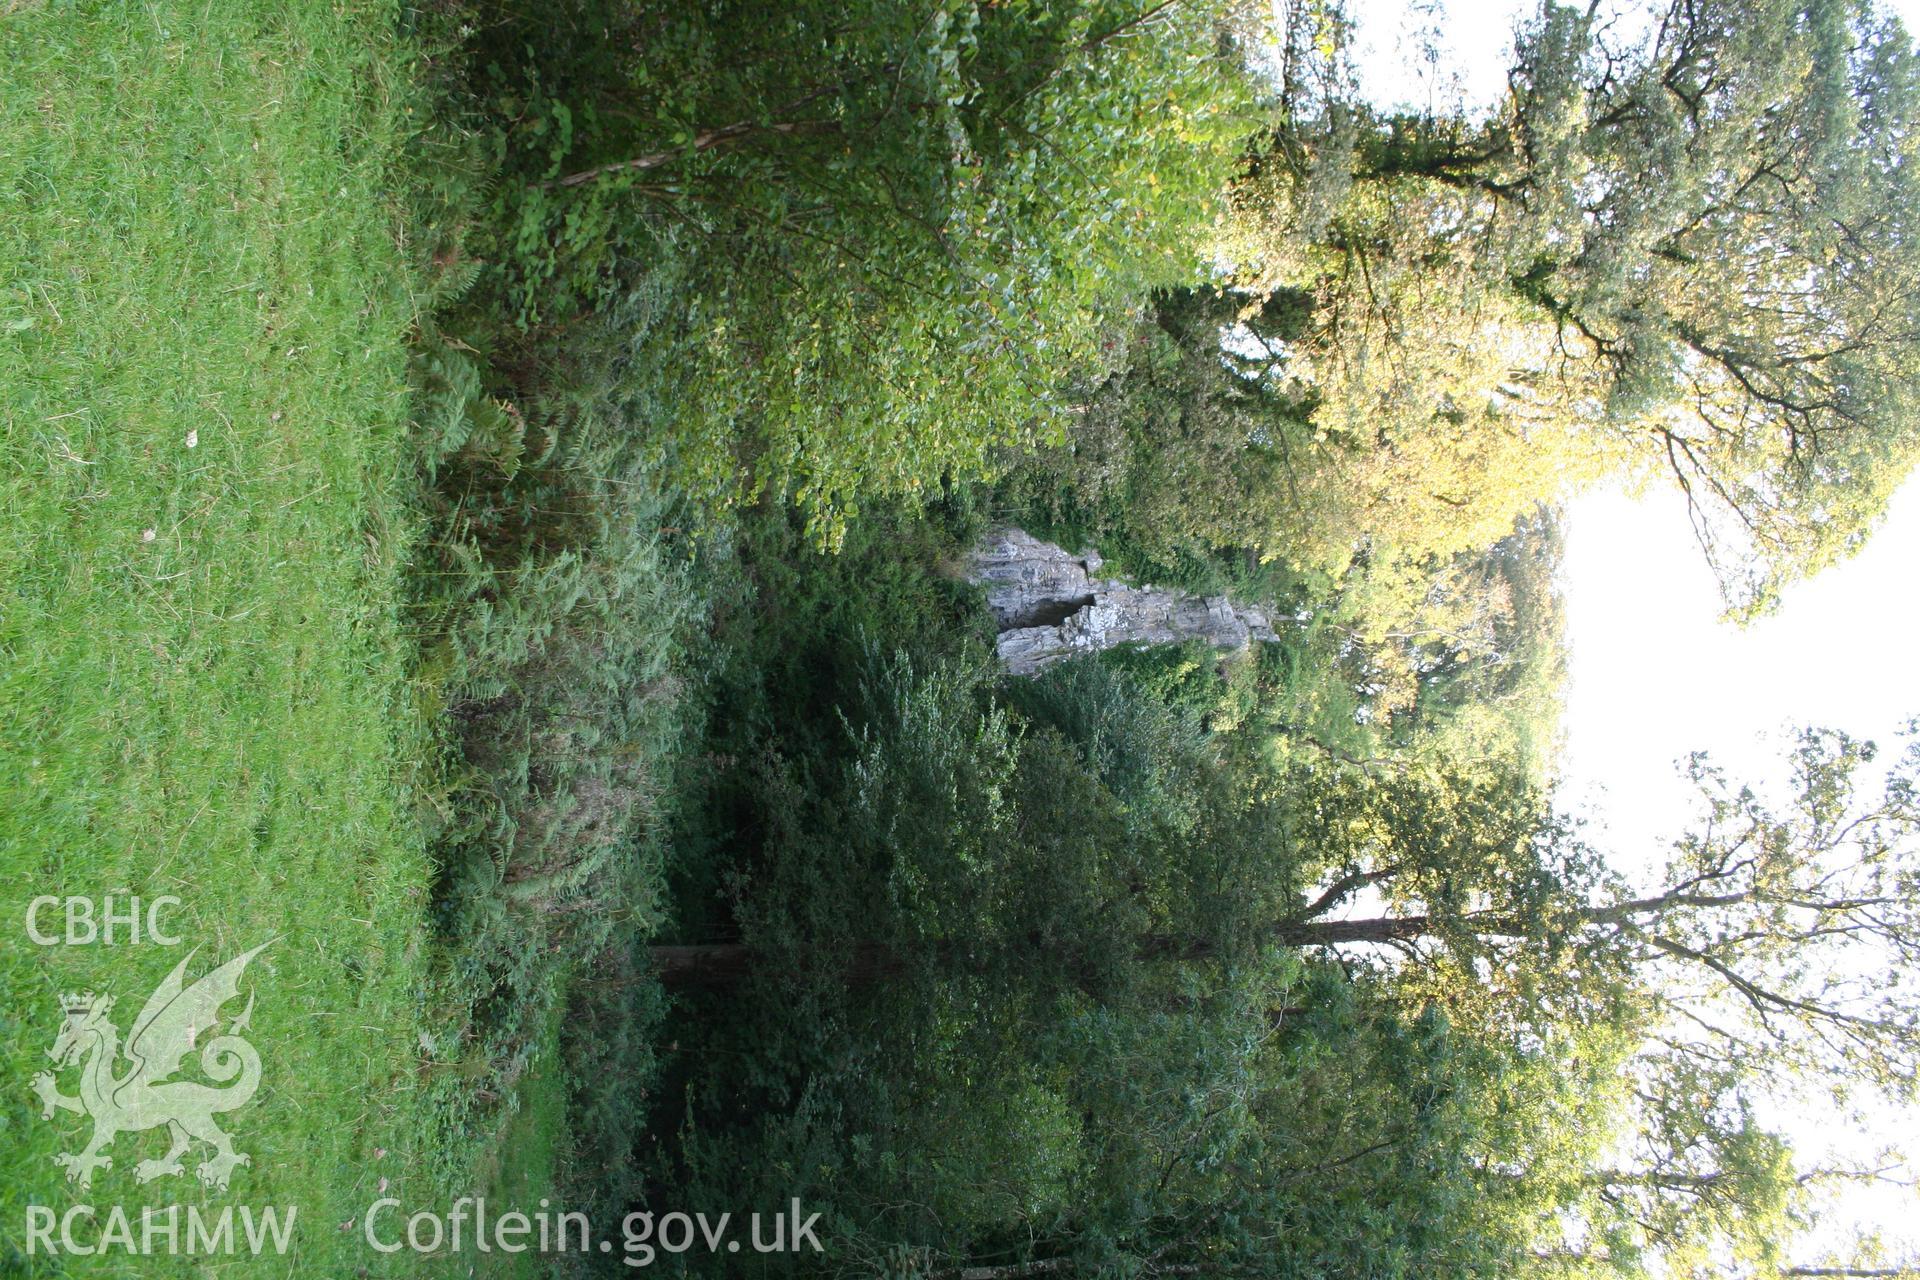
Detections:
970,528,1276,675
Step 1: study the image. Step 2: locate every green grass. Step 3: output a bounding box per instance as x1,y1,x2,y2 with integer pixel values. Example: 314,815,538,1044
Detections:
463,1010,567,1280
0,2,442,1273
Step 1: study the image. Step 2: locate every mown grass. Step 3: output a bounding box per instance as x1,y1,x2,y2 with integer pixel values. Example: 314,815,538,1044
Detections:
0,3,443,1274
462,1003,566,1280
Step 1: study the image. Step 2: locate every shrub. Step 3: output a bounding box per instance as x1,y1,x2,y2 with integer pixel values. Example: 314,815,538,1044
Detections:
460,0,1259,542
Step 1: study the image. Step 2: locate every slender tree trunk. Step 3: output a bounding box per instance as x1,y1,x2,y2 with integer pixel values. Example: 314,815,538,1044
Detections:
648,917,1455,985
646,891,1735,986
650,940,910,986
648,943,758,985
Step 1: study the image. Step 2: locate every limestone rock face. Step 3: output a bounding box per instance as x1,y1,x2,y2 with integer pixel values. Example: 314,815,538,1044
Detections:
970,528,1276,675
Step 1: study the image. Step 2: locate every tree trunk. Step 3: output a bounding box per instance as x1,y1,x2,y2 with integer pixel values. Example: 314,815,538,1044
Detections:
646,891,1729,986
650,940,910,986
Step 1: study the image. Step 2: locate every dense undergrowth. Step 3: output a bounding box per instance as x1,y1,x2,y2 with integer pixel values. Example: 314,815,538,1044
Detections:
390,0,1920,1276
398,121,698,1199
388,0,1270,1204
388,0,1613,1271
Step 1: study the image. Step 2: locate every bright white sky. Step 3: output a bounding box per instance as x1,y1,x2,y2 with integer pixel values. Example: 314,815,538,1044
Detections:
1562,481,1920,876
1333,0,1920,1258
1335,0,1920,860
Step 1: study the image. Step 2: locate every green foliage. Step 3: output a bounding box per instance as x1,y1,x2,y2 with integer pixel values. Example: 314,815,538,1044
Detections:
402,3,1920,1275
23,0,1920,1275
1264,719,1920,1277
998,287,1571,778
404,293,694,1148
552,939,670,1275
1239,0,1920,616
999,287,1321,572
395,56,698,1157
632,504,1610,1277
642,501,1920,1277
456,0,1259,543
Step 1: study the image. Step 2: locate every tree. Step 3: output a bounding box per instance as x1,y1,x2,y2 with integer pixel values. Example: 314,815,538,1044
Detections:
464,0,1263,542
1005,278,1598,589
1265,728,1920,1278
1279,730,1920,1096
1232,0,1920,614
652,718,1920,1277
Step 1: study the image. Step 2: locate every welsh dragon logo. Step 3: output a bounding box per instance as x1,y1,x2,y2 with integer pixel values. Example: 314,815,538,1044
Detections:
31,941,274,1191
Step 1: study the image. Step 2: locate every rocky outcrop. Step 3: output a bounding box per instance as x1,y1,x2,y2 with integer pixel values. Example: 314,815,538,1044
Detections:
970,528,1277,674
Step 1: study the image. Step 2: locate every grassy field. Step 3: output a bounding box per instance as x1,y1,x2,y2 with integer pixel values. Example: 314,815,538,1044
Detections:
465,1005,567,1280
0,3,449,1273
